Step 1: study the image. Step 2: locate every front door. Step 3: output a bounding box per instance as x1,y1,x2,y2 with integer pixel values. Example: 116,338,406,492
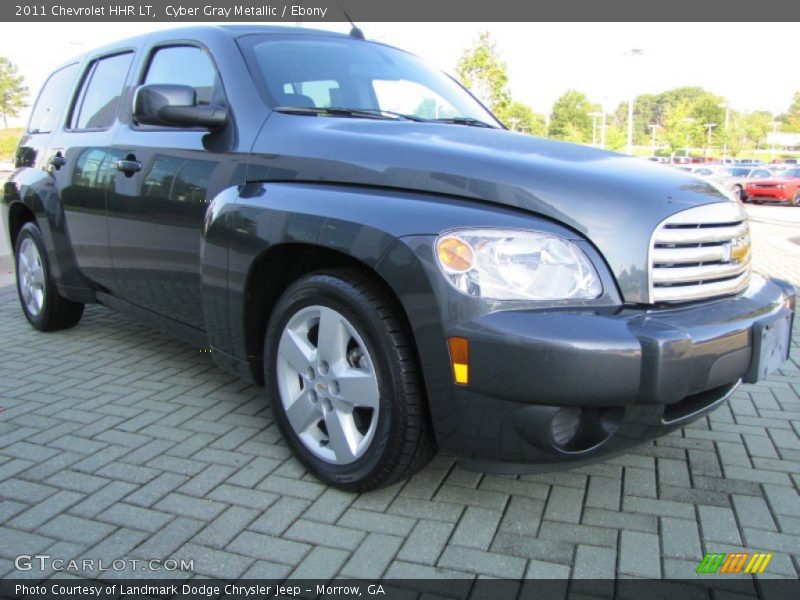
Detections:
107,44,236,331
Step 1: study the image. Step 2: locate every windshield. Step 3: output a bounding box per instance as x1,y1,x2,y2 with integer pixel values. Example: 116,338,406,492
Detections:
238,34,501,126
784,169,800,178
725,168,750,177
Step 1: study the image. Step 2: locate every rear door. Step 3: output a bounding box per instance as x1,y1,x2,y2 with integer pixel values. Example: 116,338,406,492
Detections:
48,51,135,287
107,43,236,330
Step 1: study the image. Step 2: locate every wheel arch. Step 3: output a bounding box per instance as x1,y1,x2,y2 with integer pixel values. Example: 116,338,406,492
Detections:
7,201,37,251
241,242,419,387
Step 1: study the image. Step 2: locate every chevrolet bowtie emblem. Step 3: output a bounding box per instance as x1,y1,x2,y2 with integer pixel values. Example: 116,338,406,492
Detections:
726,237,750,262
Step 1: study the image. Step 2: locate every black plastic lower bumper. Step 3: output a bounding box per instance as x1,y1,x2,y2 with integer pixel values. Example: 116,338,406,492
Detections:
443,275,795,472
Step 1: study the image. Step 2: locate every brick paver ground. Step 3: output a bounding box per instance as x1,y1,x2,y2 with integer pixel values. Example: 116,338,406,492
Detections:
0,206,798,582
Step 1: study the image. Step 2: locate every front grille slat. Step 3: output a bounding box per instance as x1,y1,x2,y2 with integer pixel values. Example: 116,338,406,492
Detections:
651,245,727,264
649,202,751,303
654,223,748,244
652,258,750,284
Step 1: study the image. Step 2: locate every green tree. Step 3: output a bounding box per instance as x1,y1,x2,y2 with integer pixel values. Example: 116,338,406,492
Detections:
661,99,703,155
613,86,725,150
604,124,627,151
499,100,546,136
782,92,800,132
456,31,511,117
0,57,27,128
743,111,773,148
720,112,748,157
548,90,598,142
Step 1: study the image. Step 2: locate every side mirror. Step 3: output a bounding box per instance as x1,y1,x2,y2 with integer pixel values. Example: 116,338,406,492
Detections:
133,84,228,130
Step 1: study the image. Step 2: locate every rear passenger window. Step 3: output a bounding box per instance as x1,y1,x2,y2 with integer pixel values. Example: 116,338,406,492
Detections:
71,52,133,130
28,64,79,134
144,46,223,106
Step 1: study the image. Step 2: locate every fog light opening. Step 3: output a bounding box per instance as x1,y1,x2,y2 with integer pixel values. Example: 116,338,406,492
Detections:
550,406,623,454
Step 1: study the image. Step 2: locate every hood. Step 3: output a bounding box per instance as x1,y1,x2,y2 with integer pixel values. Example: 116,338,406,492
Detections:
249,113,733,303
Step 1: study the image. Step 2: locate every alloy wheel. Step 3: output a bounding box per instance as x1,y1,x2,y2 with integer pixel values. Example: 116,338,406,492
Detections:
276,305,380,465
18,237,45,318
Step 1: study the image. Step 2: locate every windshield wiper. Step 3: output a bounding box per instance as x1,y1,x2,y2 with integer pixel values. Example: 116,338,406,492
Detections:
430,116,496,128
274,106,425,122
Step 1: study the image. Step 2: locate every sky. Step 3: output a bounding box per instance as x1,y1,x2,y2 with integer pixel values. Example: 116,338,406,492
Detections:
0,22,797,127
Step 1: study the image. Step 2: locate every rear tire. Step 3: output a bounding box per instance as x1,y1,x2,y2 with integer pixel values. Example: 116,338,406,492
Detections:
734,185,745,202
14,222,84,331
793,191,800,207
263,269,435,492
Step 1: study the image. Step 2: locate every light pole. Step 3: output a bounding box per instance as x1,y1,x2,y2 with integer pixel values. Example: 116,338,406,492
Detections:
589,111,603,146
600,111,607,149
719,102,730,161
703,123,717,160
770,120,779,161
648,124,660,157
682,117,696,159
626,48,644,155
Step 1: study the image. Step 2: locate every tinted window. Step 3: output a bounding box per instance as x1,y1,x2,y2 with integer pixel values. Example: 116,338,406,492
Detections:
28,64,79,133
72,52,133,130
144,46,222,105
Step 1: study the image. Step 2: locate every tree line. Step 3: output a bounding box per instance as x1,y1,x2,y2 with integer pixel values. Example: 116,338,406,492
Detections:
456,32,800,156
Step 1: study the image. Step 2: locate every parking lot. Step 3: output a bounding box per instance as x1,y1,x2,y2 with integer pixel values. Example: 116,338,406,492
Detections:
0,203,798,585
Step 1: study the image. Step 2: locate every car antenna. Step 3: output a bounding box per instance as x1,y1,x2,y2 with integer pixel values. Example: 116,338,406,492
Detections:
337,2,365,39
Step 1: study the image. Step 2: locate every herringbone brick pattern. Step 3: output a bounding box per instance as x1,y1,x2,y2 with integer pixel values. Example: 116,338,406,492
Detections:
0,212,798,582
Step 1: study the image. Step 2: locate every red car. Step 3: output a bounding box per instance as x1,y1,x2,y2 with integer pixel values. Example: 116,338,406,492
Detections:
744,167,800,205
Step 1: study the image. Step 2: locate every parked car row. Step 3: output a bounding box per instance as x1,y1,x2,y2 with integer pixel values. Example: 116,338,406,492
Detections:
671,162,800,205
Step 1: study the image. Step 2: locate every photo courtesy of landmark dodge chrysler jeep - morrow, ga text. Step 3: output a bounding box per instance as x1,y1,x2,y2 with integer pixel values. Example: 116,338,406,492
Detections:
3,25,795,491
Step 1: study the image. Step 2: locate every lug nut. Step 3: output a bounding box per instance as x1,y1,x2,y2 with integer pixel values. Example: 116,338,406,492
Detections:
306,367,316,380
323,398,333,412
308,390,318,403
330,380,340,395
319,361,329,375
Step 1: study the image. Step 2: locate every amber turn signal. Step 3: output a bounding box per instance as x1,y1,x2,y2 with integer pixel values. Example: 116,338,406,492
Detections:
448,336,470,385
436,236,474,273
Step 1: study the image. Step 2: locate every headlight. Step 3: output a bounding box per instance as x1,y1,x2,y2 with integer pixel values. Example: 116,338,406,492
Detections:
435,229,602,301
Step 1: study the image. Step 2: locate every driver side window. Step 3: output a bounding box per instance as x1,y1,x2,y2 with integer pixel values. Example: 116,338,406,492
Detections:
143,45,224,106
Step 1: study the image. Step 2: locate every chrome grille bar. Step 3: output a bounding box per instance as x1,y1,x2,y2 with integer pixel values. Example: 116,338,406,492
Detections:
648,202,751,303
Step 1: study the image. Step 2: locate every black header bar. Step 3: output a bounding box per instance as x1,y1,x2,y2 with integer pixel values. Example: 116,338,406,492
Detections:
2,0,800,22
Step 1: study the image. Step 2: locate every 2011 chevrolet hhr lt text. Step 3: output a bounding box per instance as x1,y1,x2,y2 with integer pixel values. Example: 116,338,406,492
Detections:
4,26,795,491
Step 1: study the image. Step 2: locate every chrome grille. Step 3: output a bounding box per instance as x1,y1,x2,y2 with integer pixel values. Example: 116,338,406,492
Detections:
648,202,751,303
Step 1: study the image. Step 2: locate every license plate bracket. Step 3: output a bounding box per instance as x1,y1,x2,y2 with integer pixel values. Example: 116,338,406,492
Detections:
747,310,792,382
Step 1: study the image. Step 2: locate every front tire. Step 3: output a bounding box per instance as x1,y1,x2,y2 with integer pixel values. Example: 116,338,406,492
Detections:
263,269,435,491
14,222,84,331
792,191,800,207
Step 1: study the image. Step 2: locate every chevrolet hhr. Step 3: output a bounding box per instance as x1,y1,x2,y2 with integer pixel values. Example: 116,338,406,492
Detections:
3,26,794,490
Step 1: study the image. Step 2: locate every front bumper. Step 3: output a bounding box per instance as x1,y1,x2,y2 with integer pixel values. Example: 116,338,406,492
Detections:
443,275,795,473
745,188,791,202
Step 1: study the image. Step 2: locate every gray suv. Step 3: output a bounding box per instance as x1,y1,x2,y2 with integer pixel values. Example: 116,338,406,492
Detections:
3,25,795,490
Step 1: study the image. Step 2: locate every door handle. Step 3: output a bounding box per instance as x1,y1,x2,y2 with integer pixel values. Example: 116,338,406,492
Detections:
49,154,66,171
115,158,142,175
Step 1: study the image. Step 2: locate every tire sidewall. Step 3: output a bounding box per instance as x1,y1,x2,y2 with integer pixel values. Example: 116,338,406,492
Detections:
14,223,51,329
264,276,402,487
